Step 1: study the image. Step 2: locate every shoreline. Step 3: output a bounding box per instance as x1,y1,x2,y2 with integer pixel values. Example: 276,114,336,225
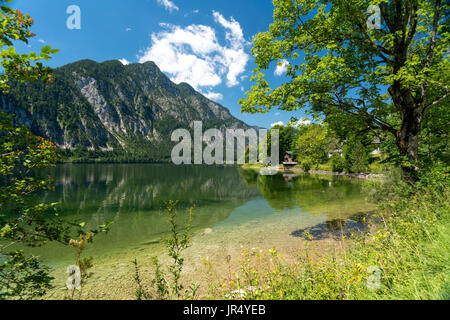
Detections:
44,205,363,300
54,161,385,180
241,165,384,180
289,168,384,180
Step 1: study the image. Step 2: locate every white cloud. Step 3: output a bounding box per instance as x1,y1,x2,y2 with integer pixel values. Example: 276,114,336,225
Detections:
37,39,45,43
157,0,179,13
212,11,248,87
139,11,249,91
296,118,312,126
139,24,221,89
118,58,130,65
274,59,289,76
125,27,132,32
288,118,312,127
271,121,284,127
212,11,245,47
204,91,223,101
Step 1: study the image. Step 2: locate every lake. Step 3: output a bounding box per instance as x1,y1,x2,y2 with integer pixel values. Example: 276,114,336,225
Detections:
25,163,374,269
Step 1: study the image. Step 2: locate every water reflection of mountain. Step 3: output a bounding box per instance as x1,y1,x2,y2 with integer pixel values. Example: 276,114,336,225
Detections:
30,164,261,263
47,164,260,209
27,165,373,264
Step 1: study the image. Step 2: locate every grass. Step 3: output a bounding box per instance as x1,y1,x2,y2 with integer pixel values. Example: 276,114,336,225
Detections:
317,162,333,172
204,166,449,300
368,161,383,174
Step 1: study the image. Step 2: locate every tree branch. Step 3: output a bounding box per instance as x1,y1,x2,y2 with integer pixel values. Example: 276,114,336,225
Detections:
420,0,442,106
380,3,394,34
422,89,450,114
321,94,398,135
342,1,392,60
405,1,418,48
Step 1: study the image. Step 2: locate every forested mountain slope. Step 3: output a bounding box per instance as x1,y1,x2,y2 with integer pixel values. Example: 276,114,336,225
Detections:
0,59,251,161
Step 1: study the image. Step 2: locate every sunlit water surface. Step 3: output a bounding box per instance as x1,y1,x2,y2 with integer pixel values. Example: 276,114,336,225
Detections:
20,164,374,269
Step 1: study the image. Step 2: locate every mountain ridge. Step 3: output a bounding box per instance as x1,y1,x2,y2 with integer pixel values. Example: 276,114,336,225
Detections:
0,59,253,161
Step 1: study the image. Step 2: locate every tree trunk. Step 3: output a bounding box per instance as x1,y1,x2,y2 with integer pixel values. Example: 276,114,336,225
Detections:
396,107,423,182
389,85,422,182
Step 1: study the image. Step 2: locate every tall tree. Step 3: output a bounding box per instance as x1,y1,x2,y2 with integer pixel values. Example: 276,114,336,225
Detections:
294,123,330,167
0,0,60,299
240,0,449,181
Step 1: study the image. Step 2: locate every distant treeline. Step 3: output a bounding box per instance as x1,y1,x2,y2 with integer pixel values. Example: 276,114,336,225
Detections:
57,148,173,164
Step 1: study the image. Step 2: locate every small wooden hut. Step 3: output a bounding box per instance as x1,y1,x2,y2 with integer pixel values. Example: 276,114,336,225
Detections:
283,151,298,170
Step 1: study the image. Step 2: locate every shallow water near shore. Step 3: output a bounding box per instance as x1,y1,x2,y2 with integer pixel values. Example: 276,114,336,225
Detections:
21,164,375,299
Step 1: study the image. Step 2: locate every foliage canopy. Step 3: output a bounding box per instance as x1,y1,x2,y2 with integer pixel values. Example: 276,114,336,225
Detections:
240,0,449,178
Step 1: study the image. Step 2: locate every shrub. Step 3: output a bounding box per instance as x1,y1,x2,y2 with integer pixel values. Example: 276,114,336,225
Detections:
133,201,199,300
368,161,383,173
330,154,346,172
300,159,312,172
343,135,370,173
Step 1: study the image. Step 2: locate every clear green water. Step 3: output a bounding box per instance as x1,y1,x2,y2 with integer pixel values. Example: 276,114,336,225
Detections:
20,164,374,267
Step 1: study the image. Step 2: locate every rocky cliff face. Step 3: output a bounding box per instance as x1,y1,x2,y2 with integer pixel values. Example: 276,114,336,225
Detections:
0,59,251,158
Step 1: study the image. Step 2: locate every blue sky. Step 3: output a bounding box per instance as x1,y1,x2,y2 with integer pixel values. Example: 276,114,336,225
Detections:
12,0,309,128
